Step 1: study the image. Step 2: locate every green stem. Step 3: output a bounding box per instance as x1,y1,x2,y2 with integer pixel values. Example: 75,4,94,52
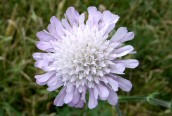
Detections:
115,102,122,116
114,94,171,115
119,96,147,102
118,94,171,109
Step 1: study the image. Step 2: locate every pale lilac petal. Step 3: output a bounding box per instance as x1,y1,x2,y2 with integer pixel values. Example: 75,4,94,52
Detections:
32,53,41,60
87,6,101,26
62,19,72,30
66,84,74,92
93,86,99,99
107,77,118,91
47,76,58,86
34,54,54,71
96,83,109,100
111,27,127,42
36,31,55,41
69,88,80,105
47,74,62,86
86,15,94,28
81,87,86,102
42,66,56,72
121,32,134,42
100,76,108,84
36,41,54,52
34,60,47,69
104,23,116,35
47,25,60,39
33,53,53,61
54,87,66,106
101,11,119,24
49,16,64,37
64,90,74,104
114,76,132,92
115,59,139,68
99,24,113,37
78,13,85,26
99,11,119,33
50,16,64,30
108,74,117,78
65,7,79,26
35,71,55,85
115,45,134,57
74,100,84,108
64,85,75,103
107,89,118,105
47,80,63,91
88,89,98,109
41,53,54,61
111,27,134,43
110,63,125,74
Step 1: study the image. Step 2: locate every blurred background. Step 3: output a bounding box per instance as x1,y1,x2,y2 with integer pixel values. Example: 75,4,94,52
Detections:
0,0,172,115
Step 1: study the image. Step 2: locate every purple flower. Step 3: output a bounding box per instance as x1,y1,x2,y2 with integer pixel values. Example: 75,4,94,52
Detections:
33,6,139,109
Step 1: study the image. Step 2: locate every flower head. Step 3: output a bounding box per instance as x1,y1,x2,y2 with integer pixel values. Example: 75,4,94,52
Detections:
33,6,139,109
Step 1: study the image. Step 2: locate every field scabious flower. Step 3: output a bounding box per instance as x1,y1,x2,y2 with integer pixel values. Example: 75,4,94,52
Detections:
33,6,139,109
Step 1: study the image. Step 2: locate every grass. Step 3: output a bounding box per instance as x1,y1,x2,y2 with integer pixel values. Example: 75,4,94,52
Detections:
0,0,172,115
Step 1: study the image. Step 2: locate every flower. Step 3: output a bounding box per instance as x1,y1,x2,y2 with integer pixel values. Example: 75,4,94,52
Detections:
33,6,139,109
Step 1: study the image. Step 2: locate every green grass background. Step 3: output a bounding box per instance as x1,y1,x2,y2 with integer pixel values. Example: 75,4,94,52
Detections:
0,0,172,115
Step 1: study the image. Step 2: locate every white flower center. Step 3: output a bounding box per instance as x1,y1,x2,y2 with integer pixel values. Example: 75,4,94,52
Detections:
52,25,118,87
